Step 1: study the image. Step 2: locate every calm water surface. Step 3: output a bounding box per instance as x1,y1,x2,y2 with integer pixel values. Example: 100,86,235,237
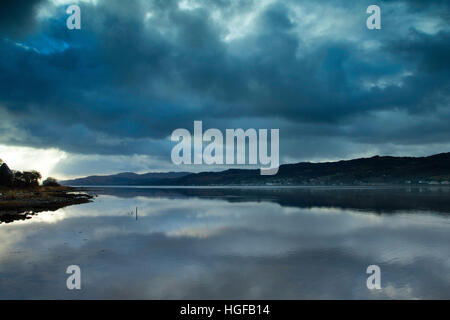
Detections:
0,186,449,299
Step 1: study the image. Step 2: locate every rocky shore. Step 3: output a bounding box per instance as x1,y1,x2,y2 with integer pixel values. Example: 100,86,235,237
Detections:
0,186,94,223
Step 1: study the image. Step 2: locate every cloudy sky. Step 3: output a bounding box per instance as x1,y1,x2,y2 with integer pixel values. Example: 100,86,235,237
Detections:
0,0,449,179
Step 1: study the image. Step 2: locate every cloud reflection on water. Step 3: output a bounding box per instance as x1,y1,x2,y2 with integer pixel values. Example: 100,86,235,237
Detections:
0,187,449,299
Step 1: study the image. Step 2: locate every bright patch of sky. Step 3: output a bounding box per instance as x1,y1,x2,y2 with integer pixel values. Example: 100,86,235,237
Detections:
0,145,67,179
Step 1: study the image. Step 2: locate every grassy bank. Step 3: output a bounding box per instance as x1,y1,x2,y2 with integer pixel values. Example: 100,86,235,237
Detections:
0,186,93,223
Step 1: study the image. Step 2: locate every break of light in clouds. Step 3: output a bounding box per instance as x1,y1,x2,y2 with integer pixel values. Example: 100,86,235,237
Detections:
0,145,66,179
0,0,449,179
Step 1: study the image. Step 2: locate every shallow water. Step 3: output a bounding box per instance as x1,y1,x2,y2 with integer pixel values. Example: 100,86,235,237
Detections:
0,186,449,299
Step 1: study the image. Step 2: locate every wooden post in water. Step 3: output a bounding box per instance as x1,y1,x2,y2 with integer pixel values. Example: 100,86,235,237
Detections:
136,207,138,220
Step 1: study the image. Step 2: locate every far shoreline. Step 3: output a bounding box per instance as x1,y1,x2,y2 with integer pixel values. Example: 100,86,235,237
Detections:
66,184,450,189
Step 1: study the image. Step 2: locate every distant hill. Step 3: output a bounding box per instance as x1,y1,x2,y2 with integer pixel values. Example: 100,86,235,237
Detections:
61,152,450,186
60,172,190,186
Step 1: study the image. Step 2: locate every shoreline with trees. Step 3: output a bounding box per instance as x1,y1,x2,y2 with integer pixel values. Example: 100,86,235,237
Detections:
0,159,93,224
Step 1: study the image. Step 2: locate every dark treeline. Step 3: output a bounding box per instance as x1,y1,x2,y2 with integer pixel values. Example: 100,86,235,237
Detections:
0,159,59,188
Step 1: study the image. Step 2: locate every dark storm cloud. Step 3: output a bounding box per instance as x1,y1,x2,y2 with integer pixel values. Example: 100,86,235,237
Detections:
389,29,450,75
0,0,449,164
388,0,450,11
0,0,46,37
